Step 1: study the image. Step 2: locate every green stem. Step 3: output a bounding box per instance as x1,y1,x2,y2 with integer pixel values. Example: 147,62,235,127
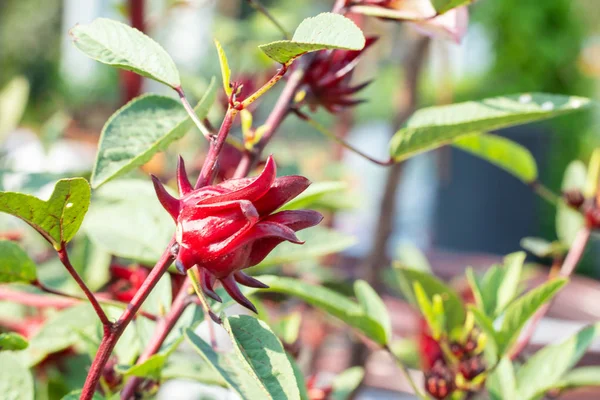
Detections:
245,0,291,40
175,86,213,140
385,344,429,400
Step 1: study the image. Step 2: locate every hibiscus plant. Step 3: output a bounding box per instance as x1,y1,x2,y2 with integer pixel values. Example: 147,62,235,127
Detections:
0,1,598,400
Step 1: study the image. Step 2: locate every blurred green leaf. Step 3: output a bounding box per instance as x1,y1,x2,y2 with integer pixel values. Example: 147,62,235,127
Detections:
84,180,174,264
162,351,226,386
0,241,36,283
467,306,498,362
288,354,309,400
279,181,347,211
259,13,365,64
0,178,91,250
331,367,365,400
41,111,70,152
253,227,356,270
389,338,420,369
390,93,592,161
0,352,34,400
414,282,443,339
497,278,567,355
394,267,465,333
517,323,600,400
0,76,29,140
0,332,28,351
185,328,271,399
465,268,485,313
224,315,301,400
432,0,474,13
61,391,104,400
272,312,301,345
142,273,172,316
486,357,517,400
215,40,232,96
395,242,431,272
117,336,183,380
585,149,600,198
520,237,567,258
557,160,587,246
70,18,180,88
555,367,600,391
495,251,525,314
354,280,392,343
453,133,538,183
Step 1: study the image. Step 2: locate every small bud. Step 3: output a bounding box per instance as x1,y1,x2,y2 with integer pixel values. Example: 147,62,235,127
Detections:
458,355,486,380
563,189,585,209
424,361,456,400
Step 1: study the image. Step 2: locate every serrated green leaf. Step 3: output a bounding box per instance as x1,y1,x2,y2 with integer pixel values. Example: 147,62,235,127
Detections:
390,93,592,161
354,280,391,343
185,328,270,400
84,180,174,264
0,76,29,140
394,267,465,332
498,278,568,355
517,324,600,400
331,367,365,400
486,357,517,400
253,227,356,270
17,304,99,367
0,352,34,400
453,133,538,183
215,40,232,96
0,332,28,351
279,182,347,211
70,18,180,88
585,148,600,198
224,315,301,400
431,0,474,13
259,13,365,64
0,241,37,283
495,252,525,314
0,178,91,250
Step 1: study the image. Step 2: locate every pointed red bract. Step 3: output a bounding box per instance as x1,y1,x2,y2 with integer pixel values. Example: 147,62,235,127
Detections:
152,156,322,312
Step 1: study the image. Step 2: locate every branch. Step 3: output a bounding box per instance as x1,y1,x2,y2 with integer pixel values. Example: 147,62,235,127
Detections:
57,246,111,328
245,0,291,40
176,87,213,140
385,344,428,400
509,227,591,359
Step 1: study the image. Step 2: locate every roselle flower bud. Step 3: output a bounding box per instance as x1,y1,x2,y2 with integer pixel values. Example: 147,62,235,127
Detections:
424,360,456,400
299,37,377,113
152,155,323,312
458,355,486,380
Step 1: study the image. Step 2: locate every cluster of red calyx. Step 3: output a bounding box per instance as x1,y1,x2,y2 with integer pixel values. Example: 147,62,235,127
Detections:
420,324,486,399
152,155,323,313
106,264,150,303
563,189,600,230
299,37,377,113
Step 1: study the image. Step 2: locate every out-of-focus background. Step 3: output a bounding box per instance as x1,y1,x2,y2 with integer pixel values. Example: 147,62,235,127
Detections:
1,0,600,398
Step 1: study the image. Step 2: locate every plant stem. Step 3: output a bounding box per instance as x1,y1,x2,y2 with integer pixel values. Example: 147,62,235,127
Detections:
385,344,428,400
196,107,239,188
241,62,290,109
245,0,291,40
57,246,111,328
0,286,77,309
80,239,176,400
176,87,213,140
509,227,591,359
292,107,392,166
530,180,560,206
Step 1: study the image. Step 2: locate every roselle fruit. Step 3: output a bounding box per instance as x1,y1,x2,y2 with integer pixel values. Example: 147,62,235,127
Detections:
151,155,323,312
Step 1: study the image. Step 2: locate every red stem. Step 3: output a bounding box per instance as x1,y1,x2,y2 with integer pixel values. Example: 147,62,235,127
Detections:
121,0,145,103
57,246,111,328
0,286,77,309
509,227,591,359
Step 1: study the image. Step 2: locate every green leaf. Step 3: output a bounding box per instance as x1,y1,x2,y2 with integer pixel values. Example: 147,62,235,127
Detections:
394,267,465,333
331,367,365,400
495,252,525,314
215,40,232,97
354,280,392,343
70,18,180,88
395,242,431,272
467,306,498,362
556,367,600,390
251,275,389,345
517,324,600,400
142,273,172,315
585,148,600,198
272,312,302,345
465,268,485,313
288,354,309,400
84,180,174,264
0,352,34,400
0,241,37,283
0,76,29,140
224,315,301,400
253,227,356,270
486,357,517,400
61,391,104,400
557,160,587,247
279,181,347,211
390,93,592,161
185,328,270,399
414,282,442,339
453,133,538,183
91,96,187,188
0,178,91,250
497,278,568,355
431,0,474,14
0,332,28,351
259,13,365,64
118,336,183,380
520,237,567,258
17,304,99,366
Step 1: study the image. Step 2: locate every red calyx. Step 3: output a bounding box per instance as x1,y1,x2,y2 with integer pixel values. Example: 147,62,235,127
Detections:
424,361,456,400
151,155,323,313
300,37,377,114
107,264,150,303
458,355,486,380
